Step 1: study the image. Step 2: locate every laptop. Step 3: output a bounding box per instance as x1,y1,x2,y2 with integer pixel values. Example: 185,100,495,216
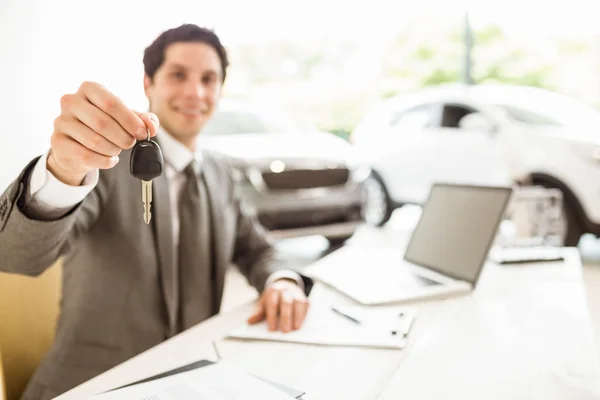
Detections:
307,183,513,305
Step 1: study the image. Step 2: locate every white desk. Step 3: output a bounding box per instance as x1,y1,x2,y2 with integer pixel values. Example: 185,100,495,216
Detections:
56,248,600,400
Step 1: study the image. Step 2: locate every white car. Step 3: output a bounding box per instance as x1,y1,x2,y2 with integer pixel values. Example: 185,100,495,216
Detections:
350,83,600,246
198,99,369,244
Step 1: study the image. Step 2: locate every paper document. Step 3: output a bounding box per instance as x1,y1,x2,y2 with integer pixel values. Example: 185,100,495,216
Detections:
102,360,305,399
227,304,416,349
89,362,294,400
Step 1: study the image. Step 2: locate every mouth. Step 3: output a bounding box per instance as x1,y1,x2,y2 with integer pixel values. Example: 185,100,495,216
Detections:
173,106,208,118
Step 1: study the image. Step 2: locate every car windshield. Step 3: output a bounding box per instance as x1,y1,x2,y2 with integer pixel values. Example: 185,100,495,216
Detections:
201,107,313,135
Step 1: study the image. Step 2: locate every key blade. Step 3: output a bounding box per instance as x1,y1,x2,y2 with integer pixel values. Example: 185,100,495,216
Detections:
142,180,152,224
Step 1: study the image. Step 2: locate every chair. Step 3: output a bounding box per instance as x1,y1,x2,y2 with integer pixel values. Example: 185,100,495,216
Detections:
0,259,62,400
1,348,6,400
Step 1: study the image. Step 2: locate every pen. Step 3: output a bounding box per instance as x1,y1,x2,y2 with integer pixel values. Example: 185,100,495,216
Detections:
331,306,362,324
212,340,221,361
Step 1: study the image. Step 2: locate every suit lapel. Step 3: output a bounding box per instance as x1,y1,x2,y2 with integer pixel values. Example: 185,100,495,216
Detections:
152,156,179,337
201,154,227,314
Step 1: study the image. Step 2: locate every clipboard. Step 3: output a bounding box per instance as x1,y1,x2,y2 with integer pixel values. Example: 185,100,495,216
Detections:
102,359,305,399
228,304,417,349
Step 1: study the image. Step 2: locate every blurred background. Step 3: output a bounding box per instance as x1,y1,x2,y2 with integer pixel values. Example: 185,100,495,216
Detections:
3,0,600,182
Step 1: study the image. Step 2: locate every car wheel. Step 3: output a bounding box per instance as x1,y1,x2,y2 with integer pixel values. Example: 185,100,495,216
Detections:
361,173,394,227
561,204,583,247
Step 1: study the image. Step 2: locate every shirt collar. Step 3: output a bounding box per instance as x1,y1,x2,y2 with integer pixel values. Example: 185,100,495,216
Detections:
155,126,203,174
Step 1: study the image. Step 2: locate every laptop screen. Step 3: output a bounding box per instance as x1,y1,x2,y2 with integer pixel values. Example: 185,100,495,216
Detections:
403,183,513,285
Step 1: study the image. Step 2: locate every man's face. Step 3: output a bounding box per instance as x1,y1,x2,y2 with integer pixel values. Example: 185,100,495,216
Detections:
144,42,223,149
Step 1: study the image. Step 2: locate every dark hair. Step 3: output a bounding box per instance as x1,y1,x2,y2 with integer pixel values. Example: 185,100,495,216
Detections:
143,24,229,82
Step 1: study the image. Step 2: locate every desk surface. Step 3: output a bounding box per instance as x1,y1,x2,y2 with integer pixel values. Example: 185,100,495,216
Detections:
56,248,600,400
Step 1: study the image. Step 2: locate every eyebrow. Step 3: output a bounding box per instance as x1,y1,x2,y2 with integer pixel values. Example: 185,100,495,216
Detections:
167,63,220,77
166,63,188,71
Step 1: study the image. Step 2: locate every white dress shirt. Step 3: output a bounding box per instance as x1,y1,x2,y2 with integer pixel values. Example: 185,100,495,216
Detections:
25,127,302,290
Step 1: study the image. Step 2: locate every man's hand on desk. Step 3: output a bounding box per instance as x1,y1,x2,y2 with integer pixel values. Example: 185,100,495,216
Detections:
247,279,310,333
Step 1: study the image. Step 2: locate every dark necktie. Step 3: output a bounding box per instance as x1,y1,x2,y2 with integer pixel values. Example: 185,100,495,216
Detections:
177,161,212,331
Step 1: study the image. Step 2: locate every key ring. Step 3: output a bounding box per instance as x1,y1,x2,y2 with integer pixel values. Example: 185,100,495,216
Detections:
146,128,151,142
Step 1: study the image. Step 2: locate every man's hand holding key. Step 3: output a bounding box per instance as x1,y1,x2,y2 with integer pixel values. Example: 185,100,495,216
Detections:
48,81,159,186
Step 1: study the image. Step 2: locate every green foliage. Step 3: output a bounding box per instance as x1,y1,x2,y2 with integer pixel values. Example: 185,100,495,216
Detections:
476,67,552,89
475,25,504,45
328,129,351,141
415,46,436,61
421,68,460,86
557,39,588,55
384,23,566,95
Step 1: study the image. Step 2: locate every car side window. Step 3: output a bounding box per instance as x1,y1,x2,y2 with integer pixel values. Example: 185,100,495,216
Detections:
439,104,478,128
389,103,438,132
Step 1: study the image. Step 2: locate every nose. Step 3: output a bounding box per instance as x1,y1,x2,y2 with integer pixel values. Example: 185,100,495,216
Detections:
183,80,205,98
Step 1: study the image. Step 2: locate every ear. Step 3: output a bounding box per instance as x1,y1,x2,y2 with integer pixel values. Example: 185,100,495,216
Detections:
143,74,152,97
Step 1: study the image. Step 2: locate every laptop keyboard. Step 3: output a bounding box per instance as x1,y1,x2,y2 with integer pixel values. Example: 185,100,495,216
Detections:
310,247,445,293
413,273,442,286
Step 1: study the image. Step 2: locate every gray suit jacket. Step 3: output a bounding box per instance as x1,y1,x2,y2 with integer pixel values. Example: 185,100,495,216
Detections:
0,148,311,399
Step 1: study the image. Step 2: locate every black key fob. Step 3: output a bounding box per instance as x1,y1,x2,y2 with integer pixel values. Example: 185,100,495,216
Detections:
130,139,164,181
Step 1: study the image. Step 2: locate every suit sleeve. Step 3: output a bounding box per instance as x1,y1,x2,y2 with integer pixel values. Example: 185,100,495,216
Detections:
26,150,99,220
0,156,112,276
227,164,313,296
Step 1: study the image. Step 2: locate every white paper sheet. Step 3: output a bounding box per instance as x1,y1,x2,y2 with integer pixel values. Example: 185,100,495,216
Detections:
227,304,416,349
88,362,293,400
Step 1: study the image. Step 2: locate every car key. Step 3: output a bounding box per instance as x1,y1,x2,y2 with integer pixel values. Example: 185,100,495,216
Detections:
130,130,164,224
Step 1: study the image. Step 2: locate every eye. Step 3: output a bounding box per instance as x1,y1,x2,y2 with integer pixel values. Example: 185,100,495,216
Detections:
171,71,185,81
202,74,217,85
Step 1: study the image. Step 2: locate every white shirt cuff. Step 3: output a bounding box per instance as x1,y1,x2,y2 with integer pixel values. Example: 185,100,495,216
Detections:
265,270,305,292
25,151,99,219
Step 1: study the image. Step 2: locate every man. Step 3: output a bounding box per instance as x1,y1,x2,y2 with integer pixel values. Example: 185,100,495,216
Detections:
0,24,312,399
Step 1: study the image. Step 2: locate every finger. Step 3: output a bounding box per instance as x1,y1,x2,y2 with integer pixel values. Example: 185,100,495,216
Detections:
266,289,280,332
279,291,294,333
293,298,309,330
57,116,122,157
77,81,147,140
69,97,137,150
53,133,119,169
247,305,265,324
134,111,159,137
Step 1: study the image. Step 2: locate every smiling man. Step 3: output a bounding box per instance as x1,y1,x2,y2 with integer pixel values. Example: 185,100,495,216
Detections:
0,24,311,400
